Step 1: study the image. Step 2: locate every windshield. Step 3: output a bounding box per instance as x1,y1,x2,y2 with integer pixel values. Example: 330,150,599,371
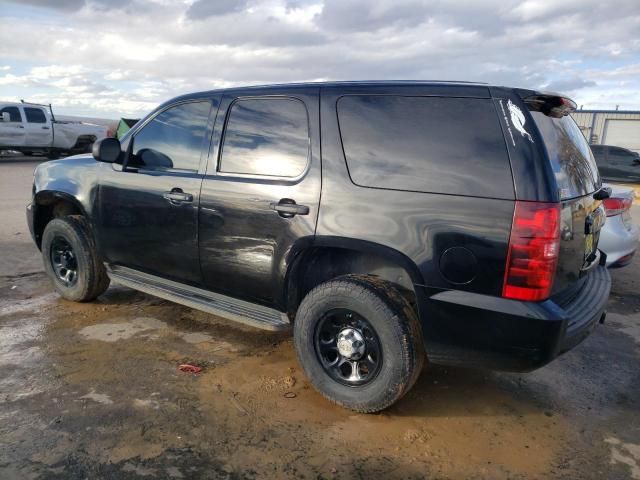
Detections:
531,112,600,199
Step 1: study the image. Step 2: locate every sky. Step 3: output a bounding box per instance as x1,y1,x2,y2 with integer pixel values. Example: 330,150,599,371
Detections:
0,0,639,119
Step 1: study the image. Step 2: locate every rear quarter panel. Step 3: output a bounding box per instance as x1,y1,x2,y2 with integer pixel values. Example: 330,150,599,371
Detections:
318,86,514,297
52,124,106,149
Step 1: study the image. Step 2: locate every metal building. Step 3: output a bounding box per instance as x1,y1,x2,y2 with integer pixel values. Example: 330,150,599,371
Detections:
571,110,640,153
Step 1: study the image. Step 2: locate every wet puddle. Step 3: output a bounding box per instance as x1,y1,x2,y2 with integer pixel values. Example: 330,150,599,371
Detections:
1,274,638,479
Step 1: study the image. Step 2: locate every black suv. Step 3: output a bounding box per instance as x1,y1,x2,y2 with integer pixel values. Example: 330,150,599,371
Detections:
27,82,611,412
590,144,640,183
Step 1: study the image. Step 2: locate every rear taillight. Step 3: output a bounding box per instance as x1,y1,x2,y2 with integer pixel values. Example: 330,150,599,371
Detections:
603,197,632,217
502,201,560,302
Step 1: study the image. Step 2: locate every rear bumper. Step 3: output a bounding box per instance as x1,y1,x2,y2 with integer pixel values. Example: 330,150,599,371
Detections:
421,265,611,372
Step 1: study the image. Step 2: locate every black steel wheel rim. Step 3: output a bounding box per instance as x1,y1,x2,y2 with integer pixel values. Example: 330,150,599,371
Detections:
50,236,78,287
314,308,382,387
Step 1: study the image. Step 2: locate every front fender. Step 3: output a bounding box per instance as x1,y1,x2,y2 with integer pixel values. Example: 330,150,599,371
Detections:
33,155,99,211
30,156,101,246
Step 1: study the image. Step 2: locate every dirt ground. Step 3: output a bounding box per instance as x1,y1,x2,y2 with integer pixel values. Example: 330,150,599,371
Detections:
1,156,640,479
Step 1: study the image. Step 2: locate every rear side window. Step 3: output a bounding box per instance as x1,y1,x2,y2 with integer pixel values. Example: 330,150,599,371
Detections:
131,101,211,171
337,96,513,198
24,107,47,123
1,106,21,122
589,146,607,167
531,113,600,199
609,146,636,163
219,98,309,178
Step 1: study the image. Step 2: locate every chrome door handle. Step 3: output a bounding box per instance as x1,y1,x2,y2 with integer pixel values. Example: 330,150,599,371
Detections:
163,190,193,204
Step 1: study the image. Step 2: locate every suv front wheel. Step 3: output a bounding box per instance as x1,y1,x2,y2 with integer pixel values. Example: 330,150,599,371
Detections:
294,275,425,413
41,216,110,302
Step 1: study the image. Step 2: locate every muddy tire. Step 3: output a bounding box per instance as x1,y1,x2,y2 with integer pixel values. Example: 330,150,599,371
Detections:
294,274,425,413
41,216,109,302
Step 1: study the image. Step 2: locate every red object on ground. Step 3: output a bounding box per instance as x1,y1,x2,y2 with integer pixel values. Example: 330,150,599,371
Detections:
178,364,202,374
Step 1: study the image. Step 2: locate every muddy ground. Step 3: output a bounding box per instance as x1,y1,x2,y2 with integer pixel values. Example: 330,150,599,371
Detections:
1,157,639,479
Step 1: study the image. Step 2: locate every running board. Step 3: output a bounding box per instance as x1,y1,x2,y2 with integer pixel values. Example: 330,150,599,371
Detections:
106,265,290,332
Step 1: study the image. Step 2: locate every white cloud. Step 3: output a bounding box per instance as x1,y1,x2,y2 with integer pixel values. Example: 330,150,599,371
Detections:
0,0,639,117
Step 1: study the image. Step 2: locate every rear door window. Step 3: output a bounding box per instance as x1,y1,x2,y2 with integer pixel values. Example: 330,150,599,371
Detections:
337,95,513,198
531,113,600,199
609,146,636,164
24,107,47,123
219,98,310,178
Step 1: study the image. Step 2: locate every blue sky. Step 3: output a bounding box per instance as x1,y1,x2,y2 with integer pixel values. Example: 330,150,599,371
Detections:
1,0,639,119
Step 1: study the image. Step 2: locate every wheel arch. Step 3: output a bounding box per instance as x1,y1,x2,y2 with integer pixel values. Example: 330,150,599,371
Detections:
72,134,98,151
32,190,87,249
284,236,427,321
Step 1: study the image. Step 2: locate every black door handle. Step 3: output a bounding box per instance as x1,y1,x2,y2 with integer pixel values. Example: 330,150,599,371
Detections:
163,188,193,204
270,199,309,218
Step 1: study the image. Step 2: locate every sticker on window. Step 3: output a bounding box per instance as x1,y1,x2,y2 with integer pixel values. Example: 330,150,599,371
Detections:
507,100,534,143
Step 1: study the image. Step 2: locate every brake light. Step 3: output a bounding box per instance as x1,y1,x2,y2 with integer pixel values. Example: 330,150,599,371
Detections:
603,197,632,217
502,201,560,302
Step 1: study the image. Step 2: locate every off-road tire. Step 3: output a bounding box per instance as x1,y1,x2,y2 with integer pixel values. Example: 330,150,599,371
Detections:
42,215,109,302
294,274,425,413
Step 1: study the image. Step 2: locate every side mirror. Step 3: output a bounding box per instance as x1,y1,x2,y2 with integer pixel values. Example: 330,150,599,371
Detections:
92,137,122,163
0,112,9,122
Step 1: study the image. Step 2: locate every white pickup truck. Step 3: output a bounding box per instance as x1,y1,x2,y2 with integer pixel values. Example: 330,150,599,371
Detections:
0,101,108,158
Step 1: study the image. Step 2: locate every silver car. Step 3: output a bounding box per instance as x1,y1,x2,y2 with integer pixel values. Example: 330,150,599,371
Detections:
599,184,639,267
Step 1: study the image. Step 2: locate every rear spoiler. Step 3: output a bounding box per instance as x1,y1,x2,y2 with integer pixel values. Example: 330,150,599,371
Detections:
521,92,577,118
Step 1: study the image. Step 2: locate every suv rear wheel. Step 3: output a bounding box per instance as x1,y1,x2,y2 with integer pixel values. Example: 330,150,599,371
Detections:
294,275,425,413
41,216,109,302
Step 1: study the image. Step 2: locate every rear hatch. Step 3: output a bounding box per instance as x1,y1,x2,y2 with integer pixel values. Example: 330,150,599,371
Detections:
527,95,605,293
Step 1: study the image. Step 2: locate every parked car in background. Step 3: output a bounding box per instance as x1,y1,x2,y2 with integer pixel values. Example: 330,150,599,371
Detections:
27,82,610,412
599,184,638,267
591,144,640,183
0,101,108,158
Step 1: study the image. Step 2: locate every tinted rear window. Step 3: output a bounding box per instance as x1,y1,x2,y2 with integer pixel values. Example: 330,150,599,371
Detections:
337,96,513,198
219,98,309,178
531,113,600,199
24,107,47,123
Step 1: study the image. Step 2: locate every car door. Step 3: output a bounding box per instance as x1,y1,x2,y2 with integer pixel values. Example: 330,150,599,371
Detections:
21,107,53,147
0,106,26,147
198,88,321,307
97,98,217,285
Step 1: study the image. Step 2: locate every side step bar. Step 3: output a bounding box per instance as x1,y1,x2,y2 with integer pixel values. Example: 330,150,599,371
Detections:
106,265,290,332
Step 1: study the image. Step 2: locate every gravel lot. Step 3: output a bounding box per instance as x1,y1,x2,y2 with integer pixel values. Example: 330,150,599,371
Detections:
1,155,639,479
